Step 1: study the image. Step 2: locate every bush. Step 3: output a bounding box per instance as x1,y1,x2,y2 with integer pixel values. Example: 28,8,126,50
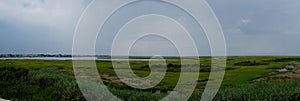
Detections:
234,61,269,66
0,66,29,81
263,58,300,62
0,67,85,101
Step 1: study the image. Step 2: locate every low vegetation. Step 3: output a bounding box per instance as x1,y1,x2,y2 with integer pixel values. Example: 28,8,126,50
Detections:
234,61,269,66
1,56,300,100
264,58,300,62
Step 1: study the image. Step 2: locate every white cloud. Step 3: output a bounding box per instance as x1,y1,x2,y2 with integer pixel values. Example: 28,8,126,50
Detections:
111,15,197,56
240,18,251,25
1,0,300,55
0,0,86,32
0,0,88,54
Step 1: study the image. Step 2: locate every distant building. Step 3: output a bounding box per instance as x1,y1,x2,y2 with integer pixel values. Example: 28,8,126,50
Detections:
285,65,295,70
277,68,288,72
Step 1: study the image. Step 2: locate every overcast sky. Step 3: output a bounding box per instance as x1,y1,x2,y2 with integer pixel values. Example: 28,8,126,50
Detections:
0,0,299,56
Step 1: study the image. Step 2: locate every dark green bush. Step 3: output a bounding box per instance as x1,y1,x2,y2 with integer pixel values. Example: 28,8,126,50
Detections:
234,61,269,66
0,66,29,81
0,67,85,101
263,58,300,62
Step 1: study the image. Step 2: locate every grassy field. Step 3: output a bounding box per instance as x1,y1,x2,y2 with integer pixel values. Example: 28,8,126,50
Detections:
1,56,300,100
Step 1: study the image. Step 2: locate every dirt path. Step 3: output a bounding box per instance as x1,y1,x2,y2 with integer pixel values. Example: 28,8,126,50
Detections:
277,68,300,79
275,64,300,79
254,64,300,81
101,74,154,86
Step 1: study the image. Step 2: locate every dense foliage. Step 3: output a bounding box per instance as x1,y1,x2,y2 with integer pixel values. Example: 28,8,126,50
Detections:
0,66,85,101
234,61,269,66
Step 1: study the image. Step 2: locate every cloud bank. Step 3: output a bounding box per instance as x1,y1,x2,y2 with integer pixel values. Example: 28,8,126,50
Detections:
0,0,300,56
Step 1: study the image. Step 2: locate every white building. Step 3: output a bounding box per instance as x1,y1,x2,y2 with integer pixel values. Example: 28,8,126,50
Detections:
277,68,288,72
285,65,295,70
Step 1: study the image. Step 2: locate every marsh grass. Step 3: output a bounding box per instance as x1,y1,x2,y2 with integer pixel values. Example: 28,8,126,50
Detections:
1,56,300,100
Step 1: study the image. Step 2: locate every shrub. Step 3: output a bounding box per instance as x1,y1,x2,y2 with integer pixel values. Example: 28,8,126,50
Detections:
234,61,269,66
0,66,29,80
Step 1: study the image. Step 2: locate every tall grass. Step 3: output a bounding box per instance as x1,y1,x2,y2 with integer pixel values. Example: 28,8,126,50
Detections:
2,60,300,100
0,66,85,101
0,66,165,101
2,65,300,101
213,80,300,101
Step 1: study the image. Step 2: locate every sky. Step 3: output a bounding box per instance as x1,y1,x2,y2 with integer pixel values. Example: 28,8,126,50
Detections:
0,0,299,56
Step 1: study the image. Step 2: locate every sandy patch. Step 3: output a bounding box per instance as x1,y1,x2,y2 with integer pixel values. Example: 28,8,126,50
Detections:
254,64,300,81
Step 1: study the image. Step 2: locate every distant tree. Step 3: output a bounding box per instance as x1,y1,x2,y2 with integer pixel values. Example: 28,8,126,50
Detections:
167,63,174,67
